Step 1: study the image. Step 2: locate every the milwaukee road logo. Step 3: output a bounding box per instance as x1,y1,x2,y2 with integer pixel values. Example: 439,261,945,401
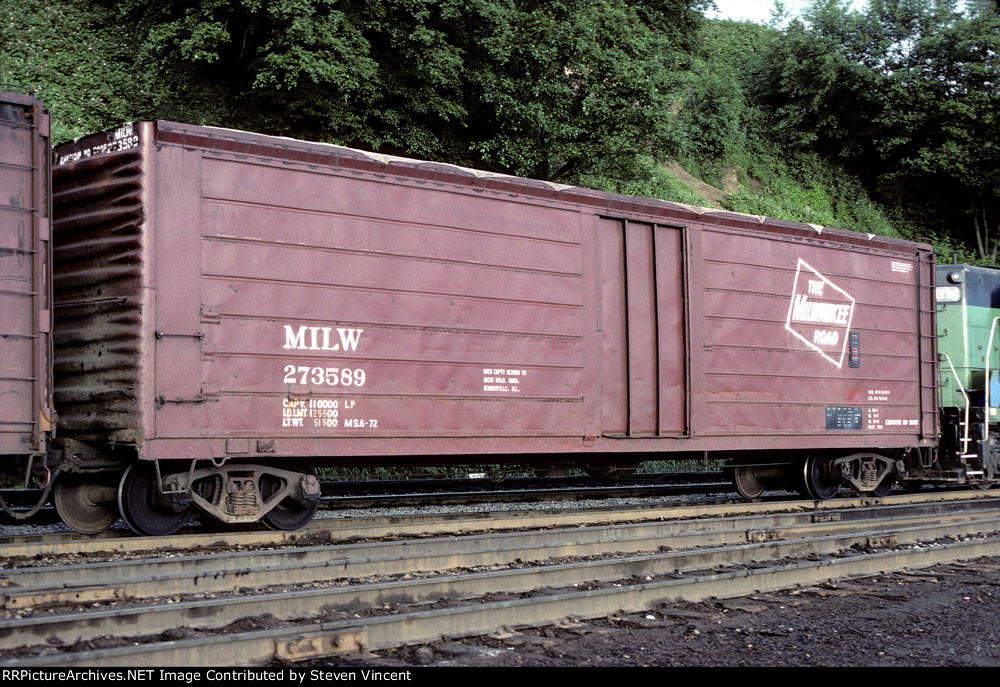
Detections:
785,258,855,368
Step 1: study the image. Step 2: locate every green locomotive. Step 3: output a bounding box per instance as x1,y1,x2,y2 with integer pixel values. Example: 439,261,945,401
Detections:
921,264,1000,487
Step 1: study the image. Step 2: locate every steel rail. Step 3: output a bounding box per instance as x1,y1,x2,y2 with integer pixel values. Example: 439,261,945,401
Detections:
3,514,1000,652
5,535,1000,667
5,501,1000,609
0,500,1000,648
3,490,997,559
0,473,727,523
319,471,726,495
318,479,732,509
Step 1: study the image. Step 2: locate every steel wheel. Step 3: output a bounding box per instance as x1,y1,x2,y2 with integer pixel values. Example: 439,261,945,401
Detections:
732,465,765,499
54,474,119,534
260,469,319,531
118,464,193,536
802,455,840,500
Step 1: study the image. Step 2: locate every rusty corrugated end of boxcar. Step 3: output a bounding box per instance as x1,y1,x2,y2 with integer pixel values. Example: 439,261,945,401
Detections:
51,124,146,445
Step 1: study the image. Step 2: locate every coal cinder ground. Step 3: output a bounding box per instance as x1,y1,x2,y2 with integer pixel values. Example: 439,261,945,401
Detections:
318,556,1000,667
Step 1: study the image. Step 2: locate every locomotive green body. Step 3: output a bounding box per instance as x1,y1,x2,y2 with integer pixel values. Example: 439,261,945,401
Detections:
932,264,1000,485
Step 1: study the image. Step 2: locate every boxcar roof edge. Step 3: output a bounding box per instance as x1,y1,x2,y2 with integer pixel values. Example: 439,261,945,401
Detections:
54,119,932,257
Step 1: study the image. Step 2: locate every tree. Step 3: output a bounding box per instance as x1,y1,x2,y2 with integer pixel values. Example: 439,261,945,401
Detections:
872,0,1000,258
757,0,1000,259
0,0,148,140
462,0,709,181
116,0,709,183
754,1,886,164
672,19,777,172
117,0,458,157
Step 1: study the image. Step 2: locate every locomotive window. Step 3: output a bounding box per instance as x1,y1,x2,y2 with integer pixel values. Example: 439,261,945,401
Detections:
936,286,962,303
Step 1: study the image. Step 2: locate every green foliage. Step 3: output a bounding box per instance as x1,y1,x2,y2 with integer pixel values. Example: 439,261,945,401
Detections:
4,0,995,262
665,14,901,242
579,157,712,207
722,144,900,238
754,3,885,162
871,1,1000,258
0,0,149,141
117,1,393,141
672,20,776,174
463,0,706,181
754,0,1000,261
112,0,710,184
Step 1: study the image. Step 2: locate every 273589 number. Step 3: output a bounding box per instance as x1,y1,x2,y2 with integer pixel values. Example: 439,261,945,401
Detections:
283,365,366,387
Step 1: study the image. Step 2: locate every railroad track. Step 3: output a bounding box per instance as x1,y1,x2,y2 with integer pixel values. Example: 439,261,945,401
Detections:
318,472,731,509
2,490,1000,666
0,472,731,525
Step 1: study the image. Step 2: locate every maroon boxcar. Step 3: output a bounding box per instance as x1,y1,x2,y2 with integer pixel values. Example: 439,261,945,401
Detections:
0,90,53,518
50,121,937,533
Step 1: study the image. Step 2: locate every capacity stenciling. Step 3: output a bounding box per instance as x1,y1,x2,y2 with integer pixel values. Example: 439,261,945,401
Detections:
281,398,377,430
278,322,377,430
482,367,526,393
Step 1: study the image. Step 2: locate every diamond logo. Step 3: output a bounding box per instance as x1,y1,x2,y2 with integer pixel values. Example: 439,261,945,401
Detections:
785,259,856,368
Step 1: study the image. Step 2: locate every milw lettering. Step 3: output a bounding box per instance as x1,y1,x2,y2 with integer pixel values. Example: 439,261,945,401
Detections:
283,325,363,352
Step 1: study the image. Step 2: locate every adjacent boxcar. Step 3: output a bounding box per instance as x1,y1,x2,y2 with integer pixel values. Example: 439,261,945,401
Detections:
51,121,938,533
0,90,54,519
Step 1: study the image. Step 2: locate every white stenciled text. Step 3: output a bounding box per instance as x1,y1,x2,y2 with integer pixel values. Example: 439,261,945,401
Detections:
283,325,363,352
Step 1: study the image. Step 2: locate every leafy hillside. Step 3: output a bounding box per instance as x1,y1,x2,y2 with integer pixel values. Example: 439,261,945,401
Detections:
2,0,996,262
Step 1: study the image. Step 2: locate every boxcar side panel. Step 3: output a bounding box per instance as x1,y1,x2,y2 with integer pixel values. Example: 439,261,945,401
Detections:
654,225,687,435
598,218,627,435
624,221,659,436
918,249,937,438
699,226,926,438
184,152,588,446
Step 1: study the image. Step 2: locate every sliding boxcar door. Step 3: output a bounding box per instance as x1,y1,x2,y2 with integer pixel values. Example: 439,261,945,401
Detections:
599,218,686,436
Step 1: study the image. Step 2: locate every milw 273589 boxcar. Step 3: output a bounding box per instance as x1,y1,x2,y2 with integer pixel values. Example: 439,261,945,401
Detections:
41,120,939,534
